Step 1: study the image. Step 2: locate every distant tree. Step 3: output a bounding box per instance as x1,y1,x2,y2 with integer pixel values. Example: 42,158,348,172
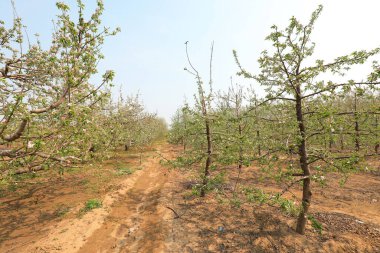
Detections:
168,104,190,151
215,83,252,191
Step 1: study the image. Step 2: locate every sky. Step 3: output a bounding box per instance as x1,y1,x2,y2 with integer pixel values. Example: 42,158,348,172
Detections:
1,0,380,123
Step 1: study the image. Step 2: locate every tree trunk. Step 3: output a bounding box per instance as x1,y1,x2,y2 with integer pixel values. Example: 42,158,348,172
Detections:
375,116,379,154
354,92,360,151
183,117,187,152
256,130,261,156
354,119,360,151
200,117,212,197
233,123,244,193
238,124,243,170
329,117,334,151
295,87,312,235
254,97,261,156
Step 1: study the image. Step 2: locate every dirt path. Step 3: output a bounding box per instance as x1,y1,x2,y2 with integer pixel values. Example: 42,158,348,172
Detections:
77,156,170,253
18,144,173,253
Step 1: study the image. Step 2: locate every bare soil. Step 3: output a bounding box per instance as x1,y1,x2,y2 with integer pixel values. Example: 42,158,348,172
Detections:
0,143,379,253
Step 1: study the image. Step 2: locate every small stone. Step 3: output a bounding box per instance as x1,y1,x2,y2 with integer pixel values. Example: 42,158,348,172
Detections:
355,219,364,224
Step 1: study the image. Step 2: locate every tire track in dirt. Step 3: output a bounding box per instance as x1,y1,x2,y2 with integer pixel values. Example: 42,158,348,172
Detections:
77,156,170,253
19,144,172,253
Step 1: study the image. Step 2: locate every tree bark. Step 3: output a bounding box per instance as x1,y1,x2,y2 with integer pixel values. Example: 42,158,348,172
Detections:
256,130,261,156
295,86,312,235
354,92,360,151
354,119,360,151
375,116,379,154
200,117,212,197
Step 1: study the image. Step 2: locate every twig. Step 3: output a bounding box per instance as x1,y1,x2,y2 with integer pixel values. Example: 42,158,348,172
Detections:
154,150,170,162
166,206,180,219
272,176,309,198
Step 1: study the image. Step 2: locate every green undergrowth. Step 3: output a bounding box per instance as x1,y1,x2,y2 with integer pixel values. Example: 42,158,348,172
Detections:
307,214,323,235
190,172,226,196
116,167,134,175
78,198,102,217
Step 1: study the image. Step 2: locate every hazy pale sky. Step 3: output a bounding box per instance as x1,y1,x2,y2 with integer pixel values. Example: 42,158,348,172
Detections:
1,0,380,123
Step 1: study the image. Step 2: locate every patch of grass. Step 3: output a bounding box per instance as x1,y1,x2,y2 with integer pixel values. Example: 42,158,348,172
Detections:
0,189,5,198
244,187,300,216
84,199,102,210
277,197,299,216
8,183,18,192
244,188,268,204
308,214,323,235
11,171,39,181
230,196,242,208
116,167,134,175
78,198,102,217
0,179,9,197
191,173,226,196
65,166,82,174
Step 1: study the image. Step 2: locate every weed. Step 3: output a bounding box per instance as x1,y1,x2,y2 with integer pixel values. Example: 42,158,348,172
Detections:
8,183,18,192
191,172,226,196
66,167,81,173
244,188,268,204
191,184,200,196
230,196,242,208
0,189,5,198
308,214,323,235
277,197,299,216
244,187,300,216
78,199,102,217
116,167,134,175
12,172,38,181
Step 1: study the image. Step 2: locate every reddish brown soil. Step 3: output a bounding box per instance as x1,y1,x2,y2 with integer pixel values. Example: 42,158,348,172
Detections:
0,143,379,253
0,145,173,253
165,155,380,253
